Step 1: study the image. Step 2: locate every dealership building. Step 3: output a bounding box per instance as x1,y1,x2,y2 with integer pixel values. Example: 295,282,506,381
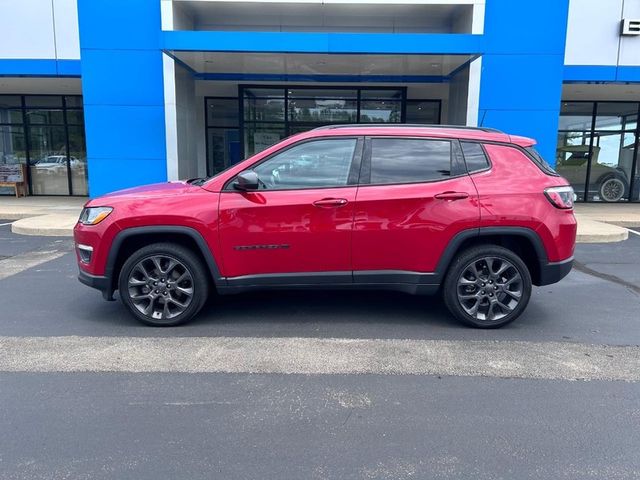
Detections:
0,0,639,202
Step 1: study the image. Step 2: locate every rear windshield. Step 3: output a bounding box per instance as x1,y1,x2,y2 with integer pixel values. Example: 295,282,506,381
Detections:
525,146,558,176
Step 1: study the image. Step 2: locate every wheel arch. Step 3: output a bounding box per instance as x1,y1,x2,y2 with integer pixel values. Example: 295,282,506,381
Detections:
106,226,224,295
436,227,548,286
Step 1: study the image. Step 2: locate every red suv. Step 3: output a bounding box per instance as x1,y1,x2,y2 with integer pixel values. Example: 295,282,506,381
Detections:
74,125,576,328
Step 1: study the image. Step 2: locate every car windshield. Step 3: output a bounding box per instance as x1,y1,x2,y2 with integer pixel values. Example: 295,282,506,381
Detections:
525,146,557,175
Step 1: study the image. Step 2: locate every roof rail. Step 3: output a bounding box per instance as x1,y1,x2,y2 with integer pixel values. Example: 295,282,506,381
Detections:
312,124,503,134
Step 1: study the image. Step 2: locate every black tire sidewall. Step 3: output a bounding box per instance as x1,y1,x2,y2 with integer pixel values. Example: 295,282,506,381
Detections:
599,176,626,202
118,243,209,326
443,246,532,329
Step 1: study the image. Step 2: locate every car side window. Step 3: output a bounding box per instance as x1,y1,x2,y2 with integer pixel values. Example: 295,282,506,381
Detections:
252,138,357,190
368,138,452,184
460,142,490,172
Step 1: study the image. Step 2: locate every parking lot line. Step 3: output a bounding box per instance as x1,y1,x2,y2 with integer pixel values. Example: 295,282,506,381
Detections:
0,335,638,382
627,228,640,236
0,222,14,227
0,250,67,280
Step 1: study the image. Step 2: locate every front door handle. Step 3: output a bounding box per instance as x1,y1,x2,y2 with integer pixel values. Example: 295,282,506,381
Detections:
434,191,470,201
313,198,349,208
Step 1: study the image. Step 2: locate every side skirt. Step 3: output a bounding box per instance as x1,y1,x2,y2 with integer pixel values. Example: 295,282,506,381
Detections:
217,270,440,296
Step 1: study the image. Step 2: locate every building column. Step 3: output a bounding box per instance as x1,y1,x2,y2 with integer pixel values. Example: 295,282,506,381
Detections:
78,0,167,197
479,0,570,164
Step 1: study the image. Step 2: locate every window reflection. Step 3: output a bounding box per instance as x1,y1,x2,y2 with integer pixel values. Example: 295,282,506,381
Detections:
557,101,640,202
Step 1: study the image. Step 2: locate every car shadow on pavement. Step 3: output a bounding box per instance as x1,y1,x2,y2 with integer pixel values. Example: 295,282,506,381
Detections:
194,289,471,330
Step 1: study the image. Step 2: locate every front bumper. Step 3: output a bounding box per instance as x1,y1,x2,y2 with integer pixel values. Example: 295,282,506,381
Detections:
536,256,573,286
78,269,114,301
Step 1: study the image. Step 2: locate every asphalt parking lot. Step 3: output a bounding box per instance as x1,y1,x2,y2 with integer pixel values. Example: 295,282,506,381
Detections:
1,221,639,479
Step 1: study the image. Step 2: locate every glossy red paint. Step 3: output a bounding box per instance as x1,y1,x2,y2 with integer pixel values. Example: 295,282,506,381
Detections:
73,125,576,288
218,187,357,277
352,176,479,272
470,144,576,262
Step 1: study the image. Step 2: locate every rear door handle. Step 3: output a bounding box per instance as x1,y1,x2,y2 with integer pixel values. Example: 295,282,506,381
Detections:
434,191,470,201
313,198,349,208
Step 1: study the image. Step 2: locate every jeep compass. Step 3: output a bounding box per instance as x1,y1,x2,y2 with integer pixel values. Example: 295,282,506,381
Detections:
74,125,577,328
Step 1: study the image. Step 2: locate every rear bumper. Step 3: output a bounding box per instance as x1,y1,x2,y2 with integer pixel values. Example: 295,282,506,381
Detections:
78,269,114,301
536,256,573,286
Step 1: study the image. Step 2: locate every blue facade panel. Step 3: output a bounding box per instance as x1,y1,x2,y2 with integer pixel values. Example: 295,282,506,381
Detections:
80,50,165,106
78,0,167,197
88,158,168,193
0,59,81,77
478,0,570,164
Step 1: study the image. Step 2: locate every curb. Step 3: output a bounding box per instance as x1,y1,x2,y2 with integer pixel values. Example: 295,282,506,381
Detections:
11,214,77,237
575,216,629,244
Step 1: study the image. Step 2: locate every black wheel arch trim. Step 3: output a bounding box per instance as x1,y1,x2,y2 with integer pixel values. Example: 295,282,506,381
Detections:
105,226,225,291
434,226,562,286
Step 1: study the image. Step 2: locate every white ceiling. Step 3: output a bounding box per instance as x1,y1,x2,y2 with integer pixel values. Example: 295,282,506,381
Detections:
175,1,472,33
171,51,473,77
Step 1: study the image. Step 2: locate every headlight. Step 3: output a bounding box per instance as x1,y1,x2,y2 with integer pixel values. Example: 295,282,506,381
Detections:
78,206,113,225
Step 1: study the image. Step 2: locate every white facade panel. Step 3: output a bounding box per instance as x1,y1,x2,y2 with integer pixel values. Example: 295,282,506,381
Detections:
53,0,81,59
619,0,640,66
0,0,56,59
565,0,640,67
0,0,79,60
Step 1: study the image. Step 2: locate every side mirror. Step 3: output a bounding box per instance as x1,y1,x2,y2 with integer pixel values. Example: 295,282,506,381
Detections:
234,170,259,191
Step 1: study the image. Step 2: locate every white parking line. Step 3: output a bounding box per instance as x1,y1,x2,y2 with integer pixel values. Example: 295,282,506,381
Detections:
0,250,67,280
627,228,640,236
0,222,14,227
0,336,638,382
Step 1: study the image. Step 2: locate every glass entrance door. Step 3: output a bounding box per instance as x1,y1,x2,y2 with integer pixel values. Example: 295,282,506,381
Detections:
241,86,407,158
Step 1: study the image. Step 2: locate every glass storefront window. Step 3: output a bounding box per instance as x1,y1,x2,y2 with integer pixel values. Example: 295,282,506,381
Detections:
288,98,357,123
594,103,638,131
26,109,65,125
559,102,594,131
243,124,286,158
0,94,87,196
557,101,640,202
206,98,239,127
586,131,636,202
406,100,440,124
28,125,70,195
556,131,591,201
288,89,356,100
207,128,240,175
359,100,402,123
205,88,441,176
24,95,63,108
68,126,88,195
360,90,403,100
244,98,285,122
65,110,85,126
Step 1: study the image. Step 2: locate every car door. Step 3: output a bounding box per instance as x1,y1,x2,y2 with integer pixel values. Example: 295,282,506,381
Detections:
218,136,363,281
352,136,479,281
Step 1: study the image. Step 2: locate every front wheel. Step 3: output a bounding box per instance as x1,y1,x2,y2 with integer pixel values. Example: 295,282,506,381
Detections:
118,243,209,326
442,246,532,328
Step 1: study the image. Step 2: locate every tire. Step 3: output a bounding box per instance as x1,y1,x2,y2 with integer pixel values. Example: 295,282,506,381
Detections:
442,245,532,329
598,176,626,202
118,242,209,326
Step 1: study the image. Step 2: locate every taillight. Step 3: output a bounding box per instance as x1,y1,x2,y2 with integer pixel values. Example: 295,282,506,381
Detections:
544,186,574,209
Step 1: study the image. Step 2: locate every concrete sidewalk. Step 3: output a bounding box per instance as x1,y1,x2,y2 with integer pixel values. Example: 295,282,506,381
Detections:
0,195,638,243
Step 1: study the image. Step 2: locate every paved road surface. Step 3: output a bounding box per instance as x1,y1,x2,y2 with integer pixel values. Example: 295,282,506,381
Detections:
1,222,639,479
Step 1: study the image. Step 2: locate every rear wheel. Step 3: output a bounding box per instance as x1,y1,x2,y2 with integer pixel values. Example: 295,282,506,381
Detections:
118,243,209,326
443,246,532,328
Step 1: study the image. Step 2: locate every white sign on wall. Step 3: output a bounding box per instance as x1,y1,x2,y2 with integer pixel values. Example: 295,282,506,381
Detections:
621,19,640,36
